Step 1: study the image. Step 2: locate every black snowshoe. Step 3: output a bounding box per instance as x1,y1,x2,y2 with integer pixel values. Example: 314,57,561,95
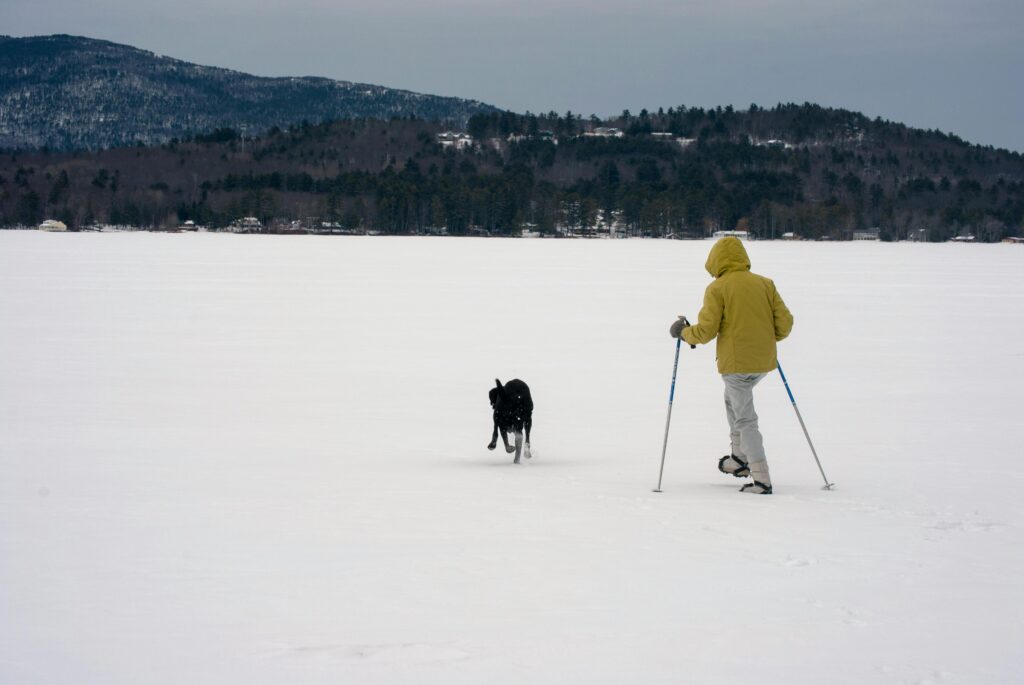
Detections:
718,454,750,478
739,481,773,495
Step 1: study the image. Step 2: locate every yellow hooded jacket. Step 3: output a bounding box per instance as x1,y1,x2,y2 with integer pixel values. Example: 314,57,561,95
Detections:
682,237,793,374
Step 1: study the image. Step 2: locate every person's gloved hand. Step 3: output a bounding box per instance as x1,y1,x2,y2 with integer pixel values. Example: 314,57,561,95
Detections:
668,316,690,339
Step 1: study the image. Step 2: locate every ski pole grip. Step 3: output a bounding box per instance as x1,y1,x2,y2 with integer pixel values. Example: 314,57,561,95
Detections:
681,316,696,349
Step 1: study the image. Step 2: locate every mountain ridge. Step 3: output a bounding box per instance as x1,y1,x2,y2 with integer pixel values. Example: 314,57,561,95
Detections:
0,34,498,150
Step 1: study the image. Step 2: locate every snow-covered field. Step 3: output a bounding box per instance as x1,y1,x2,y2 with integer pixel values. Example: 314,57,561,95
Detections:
1,232,1022,684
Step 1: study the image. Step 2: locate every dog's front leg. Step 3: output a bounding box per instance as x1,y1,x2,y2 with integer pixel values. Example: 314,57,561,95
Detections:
500,427,515,454
524,418,532,459
488,419,498,450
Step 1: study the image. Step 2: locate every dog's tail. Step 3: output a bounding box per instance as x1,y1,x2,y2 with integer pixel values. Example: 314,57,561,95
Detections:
494,378,503,391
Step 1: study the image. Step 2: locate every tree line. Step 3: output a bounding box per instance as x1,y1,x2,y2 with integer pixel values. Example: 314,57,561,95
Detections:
2,105,1022,241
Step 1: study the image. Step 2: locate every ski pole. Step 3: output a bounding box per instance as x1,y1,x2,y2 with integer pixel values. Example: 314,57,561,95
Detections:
653,336,683,493
777,361,835,490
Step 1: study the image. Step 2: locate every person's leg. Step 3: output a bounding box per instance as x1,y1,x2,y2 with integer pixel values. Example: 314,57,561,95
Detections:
722,374,771,491
719,377,753,477
724,383,743,459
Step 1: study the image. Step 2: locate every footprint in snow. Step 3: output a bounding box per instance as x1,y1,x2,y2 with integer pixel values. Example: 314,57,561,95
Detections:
345,643,470,663
839,606,871,627
928,519,1004,534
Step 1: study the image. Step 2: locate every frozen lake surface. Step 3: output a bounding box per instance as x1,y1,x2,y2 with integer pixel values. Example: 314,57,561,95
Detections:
2,232,1022,684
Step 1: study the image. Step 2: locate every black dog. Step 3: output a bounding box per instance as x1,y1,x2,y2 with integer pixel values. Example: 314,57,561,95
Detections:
487,378,533,463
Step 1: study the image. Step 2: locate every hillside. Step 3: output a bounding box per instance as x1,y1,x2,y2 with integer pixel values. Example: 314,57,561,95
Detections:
0,35,496,150
2,105,1023,241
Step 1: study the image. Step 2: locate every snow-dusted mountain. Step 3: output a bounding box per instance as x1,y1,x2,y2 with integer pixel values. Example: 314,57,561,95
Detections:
0,34,498,150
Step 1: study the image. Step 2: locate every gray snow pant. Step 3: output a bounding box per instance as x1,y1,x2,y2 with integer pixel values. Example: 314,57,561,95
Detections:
723,373,768,464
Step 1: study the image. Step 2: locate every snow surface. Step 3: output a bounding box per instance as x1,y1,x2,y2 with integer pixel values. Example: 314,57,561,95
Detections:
1,232,1022,684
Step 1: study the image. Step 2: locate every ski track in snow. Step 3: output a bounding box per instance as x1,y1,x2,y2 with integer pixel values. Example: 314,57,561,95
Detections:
2,233,1022,685
264,641,471,664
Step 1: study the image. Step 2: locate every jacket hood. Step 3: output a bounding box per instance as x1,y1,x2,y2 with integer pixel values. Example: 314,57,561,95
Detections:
705,236,751,277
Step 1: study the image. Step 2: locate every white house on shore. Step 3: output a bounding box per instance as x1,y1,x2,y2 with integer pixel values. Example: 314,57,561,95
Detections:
712,230,749,240
229,217,262,233
39,219,68,232
853,227,881,241
437,132,474,150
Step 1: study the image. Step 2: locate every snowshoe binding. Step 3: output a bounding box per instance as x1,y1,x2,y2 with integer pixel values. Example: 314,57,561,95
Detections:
739,481,773,495
718,454,750,478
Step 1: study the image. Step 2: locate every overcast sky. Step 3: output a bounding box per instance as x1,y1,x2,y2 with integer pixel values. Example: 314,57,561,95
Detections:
4,0,1023,151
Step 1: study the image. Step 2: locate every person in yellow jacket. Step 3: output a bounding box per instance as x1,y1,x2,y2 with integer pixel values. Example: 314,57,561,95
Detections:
669,236,793,494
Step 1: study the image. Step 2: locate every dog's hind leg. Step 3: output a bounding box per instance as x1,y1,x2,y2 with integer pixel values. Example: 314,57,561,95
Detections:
513,431,523,464
524,418,532,459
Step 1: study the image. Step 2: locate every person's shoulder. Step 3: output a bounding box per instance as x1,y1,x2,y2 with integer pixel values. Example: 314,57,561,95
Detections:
749,271,777,286
703,277,727,300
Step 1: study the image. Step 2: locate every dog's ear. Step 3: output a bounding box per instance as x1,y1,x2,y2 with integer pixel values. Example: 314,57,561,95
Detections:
494,379,503,390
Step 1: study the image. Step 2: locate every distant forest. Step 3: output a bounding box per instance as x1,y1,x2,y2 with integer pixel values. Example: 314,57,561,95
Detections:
3,103,1023,241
